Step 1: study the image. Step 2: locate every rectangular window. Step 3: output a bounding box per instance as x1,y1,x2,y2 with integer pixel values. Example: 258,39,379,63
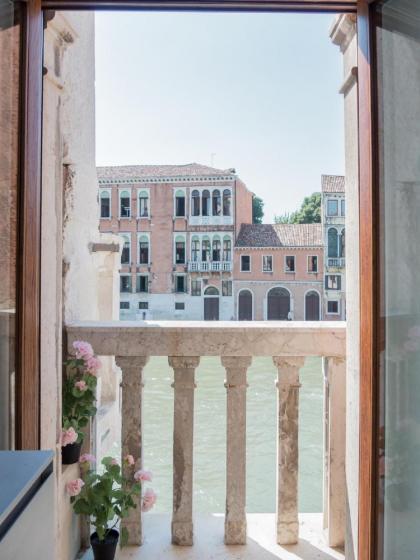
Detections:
120,196,131,218
341,199,345,216
139,242,149,264
241,255,251,272
100,193,110,218
139,196,149,217
120,301,130,310
139,302,149,310
175,241,186,264
262,255,273,272
308,255,318,273
285,255,295,272
120,275,132,293
191,280,201,296
327,300,339,314
175,196,185,217
222,280,232,296
327,199,338,216
325,275,341,290
175,302,185,310
175,275,186,293
136,275,148,293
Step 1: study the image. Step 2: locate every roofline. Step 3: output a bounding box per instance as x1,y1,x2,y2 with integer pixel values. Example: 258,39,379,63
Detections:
234,245,324,250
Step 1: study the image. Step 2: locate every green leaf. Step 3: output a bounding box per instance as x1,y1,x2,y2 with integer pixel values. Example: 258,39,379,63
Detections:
120,526,129,548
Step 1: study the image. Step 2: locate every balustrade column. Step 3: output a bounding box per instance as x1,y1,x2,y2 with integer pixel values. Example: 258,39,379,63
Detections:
273,356,305,545
323,356,346,548
116,356,149,545
169,356,200,546
222,356,252,545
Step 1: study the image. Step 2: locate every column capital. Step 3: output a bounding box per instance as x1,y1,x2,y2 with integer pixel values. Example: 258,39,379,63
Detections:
221,356,252,370
116,355,149,369
168,356,200,370
273,356,305,371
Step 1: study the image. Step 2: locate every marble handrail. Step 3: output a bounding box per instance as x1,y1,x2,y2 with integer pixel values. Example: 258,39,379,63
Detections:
65,321,346,549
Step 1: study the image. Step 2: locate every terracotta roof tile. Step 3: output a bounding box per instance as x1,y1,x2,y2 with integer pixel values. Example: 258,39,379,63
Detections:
235,224,323,248
321,175,345,193
97,163,236,183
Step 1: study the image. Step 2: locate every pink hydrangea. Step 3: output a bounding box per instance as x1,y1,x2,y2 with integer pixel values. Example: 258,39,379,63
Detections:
74,380,87,392
85,356,101,375
66,478,85,497
110,458,119,466
79,453,96,464
73,340,94,360
61,427,78,447
134,469,153,482
141,488,157,512
124,454,135,466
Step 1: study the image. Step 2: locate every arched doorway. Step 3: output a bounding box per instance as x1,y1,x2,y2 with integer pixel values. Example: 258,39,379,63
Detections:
204,286,219,321
267,287,290,320
238,290,253,321
305,291,320,321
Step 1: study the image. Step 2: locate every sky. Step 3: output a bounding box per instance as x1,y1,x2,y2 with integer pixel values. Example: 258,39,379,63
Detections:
95,11,345,223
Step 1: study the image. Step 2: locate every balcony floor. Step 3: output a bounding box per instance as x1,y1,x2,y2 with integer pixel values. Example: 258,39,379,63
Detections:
81,513,345,560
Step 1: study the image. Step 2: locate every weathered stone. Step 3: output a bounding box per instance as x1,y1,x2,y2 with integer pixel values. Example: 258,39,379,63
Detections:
273,356,305,545
116,356,149,546
169,356,200,546
222,356,252,545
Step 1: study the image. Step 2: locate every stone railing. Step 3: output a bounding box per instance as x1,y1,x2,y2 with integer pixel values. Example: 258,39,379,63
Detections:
327,257,346,268
66,321,346,549
188,261,232,272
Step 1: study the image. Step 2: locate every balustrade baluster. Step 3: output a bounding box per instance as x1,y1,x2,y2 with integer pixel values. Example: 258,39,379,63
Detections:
116,356,149,545
169,356,200,545
273,356,305,545
222,356,252,544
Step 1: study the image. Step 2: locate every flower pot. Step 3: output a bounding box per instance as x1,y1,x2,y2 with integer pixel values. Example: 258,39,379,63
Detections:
90,530,119,560
61,441,82,464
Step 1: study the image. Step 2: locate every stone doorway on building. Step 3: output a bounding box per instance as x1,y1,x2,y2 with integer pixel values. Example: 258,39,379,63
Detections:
204,286,219,320
238,289,253,320
267,287,290,320
305,290,321,321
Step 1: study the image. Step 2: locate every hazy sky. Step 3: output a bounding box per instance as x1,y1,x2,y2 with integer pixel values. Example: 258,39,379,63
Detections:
95,11,344,223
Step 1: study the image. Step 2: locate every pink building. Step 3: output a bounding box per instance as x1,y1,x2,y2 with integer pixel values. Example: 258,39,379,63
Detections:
234,224,324,320
98,163,253,320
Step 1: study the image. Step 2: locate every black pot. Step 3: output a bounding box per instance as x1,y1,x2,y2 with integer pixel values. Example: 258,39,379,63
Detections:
90,530,119,560
61,441,82,464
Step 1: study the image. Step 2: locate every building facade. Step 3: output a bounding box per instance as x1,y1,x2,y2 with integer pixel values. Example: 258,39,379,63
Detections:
233,224,324,321
321,175,346,320
98,164,253,320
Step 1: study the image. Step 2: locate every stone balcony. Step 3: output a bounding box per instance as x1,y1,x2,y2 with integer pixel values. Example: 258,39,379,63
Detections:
327,258,346,269
66,321,346,559
187,261,232,272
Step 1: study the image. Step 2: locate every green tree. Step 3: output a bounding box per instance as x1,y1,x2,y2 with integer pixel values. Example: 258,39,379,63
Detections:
274,192,321,224
252,195,264,224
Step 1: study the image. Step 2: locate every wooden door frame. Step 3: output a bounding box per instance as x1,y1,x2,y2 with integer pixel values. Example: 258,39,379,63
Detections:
20,1,378,559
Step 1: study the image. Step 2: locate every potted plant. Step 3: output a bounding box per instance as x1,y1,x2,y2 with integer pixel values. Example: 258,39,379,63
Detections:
67,454,156,560
61,341,101,464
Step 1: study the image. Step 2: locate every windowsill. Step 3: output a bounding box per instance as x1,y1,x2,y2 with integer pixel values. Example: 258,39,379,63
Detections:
240,270,251,273
263,270,273,274
308,271,319,274
285,270,296,274
137,216,150,219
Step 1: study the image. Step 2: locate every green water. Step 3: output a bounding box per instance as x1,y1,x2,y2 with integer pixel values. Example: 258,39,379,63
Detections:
139,356,323,513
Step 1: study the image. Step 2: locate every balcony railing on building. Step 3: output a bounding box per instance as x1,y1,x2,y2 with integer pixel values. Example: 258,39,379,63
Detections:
66,320,346,553
327,257,346,268
188,261,232,272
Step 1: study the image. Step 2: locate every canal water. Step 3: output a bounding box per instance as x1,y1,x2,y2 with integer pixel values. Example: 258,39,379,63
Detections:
134,356,323,513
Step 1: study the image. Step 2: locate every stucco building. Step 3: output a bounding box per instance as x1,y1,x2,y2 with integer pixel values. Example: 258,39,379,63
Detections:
321,175,346,320
98,164,253,320
234,224,324,320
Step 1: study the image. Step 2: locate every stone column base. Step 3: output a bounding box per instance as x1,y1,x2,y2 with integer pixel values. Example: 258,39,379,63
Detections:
224,519,247,545
171,521,193,546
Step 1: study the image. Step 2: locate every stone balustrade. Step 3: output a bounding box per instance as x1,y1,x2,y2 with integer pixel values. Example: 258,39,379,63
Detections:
66,321,346,549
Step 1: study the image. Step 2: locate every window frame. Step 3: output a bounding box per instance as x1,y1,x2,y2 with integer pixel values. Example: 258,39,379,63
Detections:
240,254,251,272
284,255,295,273
325,274,342,291
136,274,149,293
262,254,273,273
137,189,150,218
191,279,201,296
327,198,339,217
100,189,111,218
120,274,132,293
307,255,318,273
222,280,232,297
327,300,340,315
175,274,187,293
119,188,131,218
174,189,186,217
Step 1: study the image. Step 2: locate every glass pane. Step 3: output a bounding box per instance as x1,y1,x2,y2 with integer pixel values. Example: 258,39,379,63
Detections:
375,2,420,558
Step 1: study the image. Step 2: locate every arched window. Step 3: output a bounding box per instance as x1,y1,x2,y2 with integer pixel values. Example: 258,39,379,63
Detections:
175,235,186,264
191,236,200,261
305,291,320,321
139,235,149,264
223,189,231,216
138,190,149,217
212,189,221,216
204,286,219,296
238,290,253,321
120,190,131,218
202,190,210,216
191,190,200,216
328,228,338,258
121,235,130,265
223,236,232,261
175,190,185,217
100,191,110,218
212,236,221,261
340,228,345,258
202,236,210,262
